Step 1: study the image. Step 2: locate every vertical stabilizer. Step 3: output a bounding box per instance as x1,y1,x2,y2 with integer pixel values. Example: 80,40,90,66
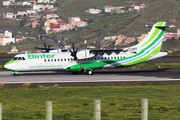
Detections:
132,21,167,52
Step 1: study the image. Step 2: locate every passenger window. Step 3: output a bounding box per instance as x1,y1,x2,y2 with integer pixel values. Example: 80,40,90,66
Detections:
108,57,110,60
68,58,70,61
22,57,25,60
117,57,119,59
51,59,53,61
61,59,63,61
48,59,50,62
64,59,66,61
71,58,73,61
44,59,46,62
124,56,125,59
54,59,56,62
114,57,116,59
111,57,113,60
58,59,60,61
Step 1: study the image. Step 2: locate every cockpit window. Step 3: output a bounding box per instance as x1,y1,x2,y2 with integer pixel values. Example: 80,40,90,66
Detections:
13,57,18,60
13,57,26,60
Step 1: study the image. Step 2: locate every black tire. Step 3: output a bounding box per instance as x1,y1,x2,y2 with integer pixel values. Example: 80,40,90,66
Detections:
13,73,18,76
72,72,78,75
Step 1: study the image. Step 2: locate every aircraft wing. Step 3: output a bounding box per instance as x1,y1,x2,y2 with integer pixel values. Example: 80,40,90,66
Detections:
89,49,126,55
34,47,57,50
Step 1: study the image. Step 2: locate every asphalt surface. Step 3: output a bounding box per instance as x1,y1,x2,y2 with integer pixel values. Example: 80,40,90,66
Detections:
1,68,180,85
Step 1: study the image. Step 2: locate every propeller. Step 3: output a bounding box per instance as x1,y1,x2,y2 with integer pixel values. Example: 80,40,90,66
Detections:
69,41,78,60
44,41,51,53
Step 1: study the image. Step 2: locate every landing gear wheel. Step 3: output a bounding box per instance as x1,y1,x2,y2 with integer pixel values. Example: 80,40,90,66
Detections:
13,73,18,76
13,71,19,76
86,70,93,75
72,72,78,75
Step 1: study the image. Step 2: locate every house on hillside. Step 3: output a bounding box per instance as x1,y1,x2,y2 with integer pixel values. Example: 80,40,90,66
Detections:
68,17,81,25
139,4,146,10
6,13,14,18
27,9,37,15
117,35,126,44
86,8,102,14
0,31,15,46
38,0,50,3
32,20,40,28
33,5,40,11
23,0,31,6
3,1,11,6
105,6,116,12
123,37,135,45
165,33,178,40
134,5,139,10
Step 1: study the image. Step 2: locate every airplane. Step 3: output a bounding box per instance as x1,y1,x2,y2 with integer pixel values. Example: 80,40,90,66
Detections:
4,21,168,76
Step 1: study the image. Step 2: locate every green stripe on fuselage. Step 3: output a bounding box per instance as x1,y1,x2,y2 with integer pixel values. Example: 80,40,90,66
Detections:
4,60,20,66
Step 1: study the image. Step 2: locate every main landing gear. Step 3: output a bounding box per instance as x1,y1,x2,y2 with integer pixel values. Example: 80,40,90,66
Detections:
86,70,93,75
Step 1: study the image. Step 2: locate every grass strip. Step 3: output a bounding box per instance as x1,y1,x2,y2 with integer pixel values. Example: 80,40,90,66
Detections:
1,85,180,119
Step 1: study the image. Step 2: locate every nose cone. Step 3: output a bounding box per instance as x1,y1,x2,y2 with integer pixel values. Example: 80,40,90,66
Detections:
4,60,18,71
4,62,12,71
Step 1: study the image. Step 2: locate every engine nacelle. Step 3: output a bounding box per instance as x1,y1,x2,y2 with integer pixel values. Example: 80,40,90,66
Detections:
77,50,95,59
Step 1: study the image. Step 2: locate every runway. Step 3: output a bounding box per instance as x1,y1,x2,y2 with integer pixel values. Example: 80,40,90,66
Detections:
1,69,180,85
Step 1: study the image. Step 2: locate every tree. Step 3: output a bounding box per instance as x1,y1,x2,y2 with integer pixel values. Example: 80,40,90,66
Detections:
54,2,59,7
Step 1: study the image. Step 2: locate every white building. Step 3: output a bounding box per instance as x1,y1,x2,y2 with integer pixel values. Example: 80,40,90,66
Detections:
89,8,102,14
38,0,50,3
23,1,31,6
71,17,81,25
46,14,59,19
27,9,37,15
4,31,12,38
17,11,27,16
0,38,15,46
3,1,10,6
33,5,40,11
134,5,140,10
105,6,116,12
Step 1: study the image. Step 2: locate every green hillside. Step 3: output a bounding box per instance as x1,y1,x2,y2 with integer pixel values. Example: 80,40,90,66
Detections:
1,0,180,50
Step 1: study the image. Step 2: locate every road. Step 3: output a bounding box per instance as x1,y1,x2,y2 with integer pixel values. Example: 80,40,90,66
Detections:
1,69,180,85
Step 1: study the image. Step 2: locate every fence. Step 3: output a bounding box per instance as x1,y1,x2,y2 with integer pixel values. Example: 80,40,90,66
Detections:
0,98,149,120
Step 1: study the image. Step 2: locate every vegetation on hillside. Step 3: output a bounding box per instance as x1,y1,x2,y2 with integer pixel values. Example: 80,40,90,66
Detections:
0,0,180,50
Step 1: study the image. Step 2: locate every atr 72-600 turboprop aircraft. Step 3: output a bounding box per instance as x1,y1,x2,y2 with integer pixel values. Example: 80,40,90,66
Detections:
4,21,168,76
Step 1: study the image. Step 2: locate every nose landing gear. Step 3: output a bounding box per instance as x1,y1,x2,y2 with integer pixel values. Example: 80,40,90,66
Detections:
13,71,19,76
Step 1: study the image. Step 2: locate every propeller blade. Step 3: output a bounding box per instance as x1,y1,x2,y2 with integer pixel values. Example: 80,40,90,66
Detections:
47,44,51,52
44,41,47,50
72,41,75,52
